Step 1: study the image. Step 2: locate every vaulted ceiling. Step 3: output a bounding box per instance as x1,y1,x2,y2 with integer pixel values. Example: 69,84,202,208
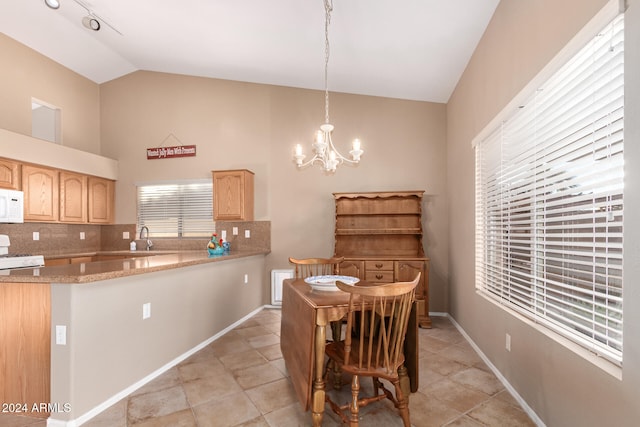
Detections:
2,0,500,103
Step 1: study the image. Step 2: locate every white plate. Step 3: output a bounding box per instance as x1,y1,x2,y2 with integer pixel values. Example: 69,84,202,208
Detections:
304,275,360,291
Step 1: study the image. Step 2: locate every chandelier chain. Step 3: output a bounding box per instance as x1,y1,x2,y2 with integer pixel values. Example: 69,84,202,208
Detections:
324,0,332,124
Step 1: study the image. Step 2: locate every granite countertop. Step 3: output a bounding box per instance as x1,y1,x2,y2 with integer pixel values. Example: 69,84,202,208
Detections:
0,249,269,284
44,250,182,259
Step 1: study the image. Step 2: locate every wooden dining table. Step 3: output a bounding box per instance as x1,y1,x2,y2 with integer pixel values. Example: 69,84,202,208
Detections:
280,277,419,426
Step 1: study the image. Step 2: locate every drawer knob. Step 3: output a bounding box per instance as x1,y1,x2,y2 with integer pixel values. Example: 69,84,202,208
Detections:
376,274,383,280
375,263,383,269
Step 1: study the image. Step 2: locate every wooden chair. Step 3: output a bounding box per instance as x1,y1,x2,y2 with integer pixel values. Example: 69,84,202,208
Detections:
323,273,420,427
289,256,347,388
288,257,344,279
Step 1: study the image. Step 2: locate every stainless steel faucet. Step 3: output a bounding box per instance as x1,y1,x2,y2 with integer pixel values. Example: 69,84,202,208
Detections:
140,226,153,251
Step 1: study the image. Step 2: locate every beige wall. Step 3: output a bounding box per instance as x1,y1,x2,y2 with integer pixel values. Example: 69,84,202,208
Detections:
447,0,640,425
0,33,449,313
50,255,266,422
0,33,101,154
99,72,450,312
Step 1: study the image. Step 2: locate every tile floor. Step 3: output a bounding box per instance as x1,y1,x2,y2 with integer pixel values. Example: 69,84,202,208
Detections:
2,309,536,427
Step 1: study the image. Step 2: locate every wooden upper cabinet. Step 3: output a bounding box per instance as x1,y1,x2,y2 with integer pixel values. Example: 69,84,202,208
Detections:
87,177,114,224
59,171,88,223
213,169,254,221
22,164,59,222
0,158,21,190
2,156,115,224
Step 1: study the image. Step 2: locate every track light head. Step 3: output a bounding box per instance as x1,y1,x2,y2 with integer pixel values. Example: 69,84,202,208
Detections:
44,0,60,9
82,15,100,31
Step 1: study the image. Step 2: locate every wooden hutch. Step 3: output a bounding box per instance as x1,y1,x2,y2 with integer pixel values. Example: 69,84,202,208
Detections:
334,191,431,328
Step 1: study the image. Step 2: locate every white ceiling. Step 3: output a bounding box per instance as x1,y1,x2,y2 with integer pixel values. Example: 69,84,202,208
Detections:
1,0,499,103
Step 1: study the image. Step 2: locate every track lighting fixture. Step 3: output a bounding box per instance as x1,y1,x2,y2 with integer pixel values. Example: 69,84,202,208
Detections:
82,15,100,31
44,0,122,35
44,0,60,9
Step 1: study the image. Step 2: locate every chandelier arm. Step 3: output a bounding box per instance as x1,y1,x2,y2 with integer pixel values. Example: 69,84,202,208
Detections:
296,155,336,170
326,134,348,162
327,140,360,165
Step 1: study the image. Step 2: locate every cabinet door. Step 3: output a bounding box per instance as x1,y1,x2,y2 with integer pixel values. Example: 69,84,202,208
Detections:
88,177,114,224
70,256,94,264
0,158,20,190
213,169,254,221
45,258,71,266
59,171,87,223
396,260,431,328
338,260,365,279
22,164,59,222
0,282,51,417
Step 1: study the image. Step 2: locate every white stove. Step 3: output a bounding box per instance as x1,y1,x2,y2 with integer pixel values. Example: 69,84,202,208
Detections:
0,234,44,270
0,254,45,270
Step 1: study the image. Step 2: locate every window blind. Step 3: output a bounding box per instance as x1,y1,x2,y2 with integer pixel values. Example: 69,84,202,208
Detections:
475,14,624,364
137,181,213,238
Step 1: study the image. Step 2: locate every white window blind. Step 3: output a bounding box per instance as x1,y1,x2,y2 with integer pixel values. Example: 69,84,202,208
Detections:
475,14,624,364
137,181,213,238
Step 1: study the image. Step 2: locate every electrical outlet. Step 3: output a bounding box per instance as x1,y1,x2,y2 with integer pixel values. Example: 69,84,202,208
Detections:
244,229,250,238
233,227,238,235
123,231,130,239
56,325,67,345
244,274,249,284
221,230,227,240
143,303,151,319
505,333,511,352
33,231,40,241
80,232,85,240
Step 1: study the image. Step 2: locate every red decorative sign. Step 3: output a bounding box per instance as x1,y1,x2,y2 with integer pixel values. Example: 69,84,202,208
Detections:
146,145,197,160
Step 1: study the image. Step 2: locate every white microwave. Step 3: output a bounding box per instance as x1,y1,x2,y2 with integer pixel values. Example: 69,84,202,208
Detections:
0,189,24,223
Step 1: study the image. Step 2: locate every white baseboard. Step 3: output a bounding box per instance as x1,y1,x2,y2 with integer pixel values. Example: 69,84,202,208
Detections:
446,314,546,427
48,306,265,427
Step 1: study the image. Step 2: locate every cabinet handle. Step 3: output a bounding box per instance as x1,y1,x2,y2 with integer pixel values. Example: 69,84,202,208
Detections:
376,274,383,280
375,263,383,269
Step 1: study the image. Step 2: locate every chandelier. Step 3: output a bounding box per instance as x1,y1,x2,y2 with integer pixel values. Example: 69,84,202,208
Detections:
293,0,363,173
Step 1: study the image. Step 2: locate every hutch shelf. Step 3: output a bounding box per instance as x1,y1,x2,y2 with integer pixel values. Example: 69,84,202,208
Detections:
334,191,431,328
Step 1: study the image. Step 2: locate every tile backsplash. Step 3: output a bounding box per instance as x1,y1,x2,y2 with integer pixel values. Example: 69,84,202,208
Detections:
0,221,270,256
0,223,135,256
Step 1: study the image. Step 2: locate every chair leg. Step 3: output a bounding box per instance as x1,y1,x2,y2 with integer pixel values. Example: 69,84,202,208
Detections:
392,378,411,427
349,375,361,427
398,364,411,404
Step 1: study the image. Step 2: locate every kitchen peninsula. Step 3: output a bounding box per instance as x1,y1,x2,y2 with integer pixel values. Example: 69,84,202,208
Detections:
0,249,269,425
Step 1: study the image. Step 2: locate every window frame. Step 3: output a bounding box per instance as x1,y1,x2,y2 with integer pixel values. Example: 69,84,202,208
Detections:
136,179,214,238
473,2,625,368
